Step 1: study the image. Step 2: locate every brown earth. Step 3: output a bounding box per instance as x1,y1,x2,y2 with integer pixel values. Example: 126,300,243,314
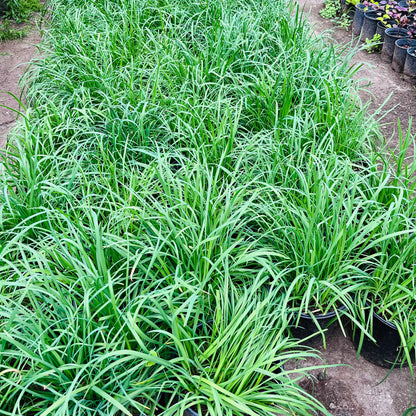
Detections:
0,29,41,148
286,325,415,416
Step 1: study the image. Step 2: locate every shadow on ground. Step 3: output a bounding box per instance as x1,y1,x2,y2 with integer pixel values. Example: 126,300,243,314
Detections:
286,326,415,416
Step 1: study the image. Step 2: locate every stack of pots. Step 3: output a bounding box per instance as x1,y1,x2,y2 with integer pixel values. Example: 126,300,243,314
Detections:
382,27,410,63
350,1,416,82
392,38,416,72
361,10,383,41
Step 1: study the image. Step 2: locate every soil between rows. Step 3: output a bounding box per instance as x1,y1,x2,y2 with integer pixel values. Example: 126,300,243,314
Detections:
286,325,415,416
0,29,41,148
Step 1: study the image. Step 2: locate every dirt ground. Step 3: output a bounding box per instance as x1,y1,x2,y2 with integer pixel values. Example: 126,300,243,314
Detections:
286,325,415,416
1,4,416,416
0,29,41,148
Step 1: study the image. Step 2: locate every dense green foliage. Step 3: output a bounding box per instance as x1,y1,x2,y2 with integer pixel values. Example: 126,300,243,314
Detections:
0,0,415,414
0,0,42,41
2,0,42,21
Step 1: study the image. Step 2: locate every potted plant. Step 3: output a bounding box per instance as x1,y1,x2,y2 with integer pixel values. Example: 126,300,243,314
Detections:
161,281,333,416
362,9,386,41
376,16,395,42
260,159,383,347
350,279,416,368
392,37,416,71
362,0,408,43
348,202,416,368
381,4,411,61
353,2,373,35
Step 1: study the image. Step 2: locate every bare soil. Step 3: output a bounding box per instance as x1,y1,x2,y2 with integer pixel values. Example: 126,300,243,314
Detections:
287,325,415,416
0,29,41,148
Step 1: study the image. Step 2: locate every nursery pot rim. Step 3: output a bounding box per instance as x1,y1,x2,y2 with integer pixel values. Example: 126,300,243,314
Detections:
299,305,347,320
364,10,383,20
358,3,374,11
385,27,410,37
395,38,416,48
376,19,395,28
184,408,199,416
351,301,415,367
372,308,399,331
360,300,414,335
407,46,416,56
370,305,414,335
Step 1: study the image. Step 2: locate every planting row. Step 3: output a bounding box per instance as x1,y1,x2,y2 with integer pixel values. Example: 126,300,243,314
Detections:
0,0,415,414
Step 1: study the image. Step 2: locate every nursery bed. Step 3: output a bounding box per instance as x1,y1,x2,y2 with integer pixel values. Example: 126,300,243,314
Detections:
1,0,416,415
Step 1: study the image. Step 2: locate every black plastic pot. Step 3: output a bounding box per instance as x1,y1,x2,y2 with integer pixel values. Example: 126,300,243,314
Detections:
381,27,410,62
352,3,368,36
361,11,382,42
184,408,199,416
375,20,394,43
290,306,347,346
403,46,416,81
349,308,415,368
392,38,416,72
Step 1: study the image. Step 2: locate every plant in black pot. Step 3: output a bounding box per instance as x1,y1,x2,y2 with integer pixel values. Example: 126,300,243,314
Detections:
261,158,383,347
364,0,408,34
403,44,416,80
353,2,371,35
362,9,385,42
161,280,332,416
381,4,411,61
392,36,416,71
402,25,416,79
361,0,397,42
372,7,397,42
349,199,416,369
351,273,416,369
